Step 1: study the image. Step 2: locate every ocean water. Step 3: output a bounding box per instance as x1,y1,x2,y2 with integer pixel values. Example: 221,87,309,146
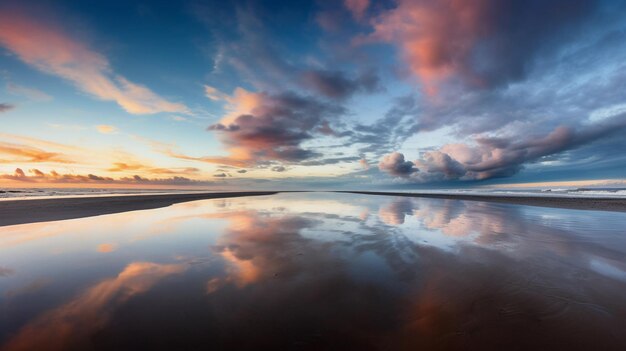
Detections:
1,192,625,350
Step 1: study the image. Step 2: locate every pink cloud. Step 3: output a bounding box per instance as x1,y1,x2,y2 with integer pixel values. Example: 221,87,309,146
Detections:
362,0,490,94
344,0,370,20
0,9,188,115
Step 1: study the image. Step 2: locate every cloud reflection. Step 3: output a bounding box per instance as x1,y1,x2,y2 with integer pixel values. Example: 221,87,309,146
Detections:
1,193,626,349
2,262,186,351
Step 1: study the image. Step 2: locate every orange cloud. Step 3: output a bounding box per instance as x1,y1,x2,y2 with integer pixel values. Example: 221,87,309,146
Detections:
95,125,117,134
165,150,250,168
204,85,229,101
107,162,200,175
0,9,188,115
0,142,71,163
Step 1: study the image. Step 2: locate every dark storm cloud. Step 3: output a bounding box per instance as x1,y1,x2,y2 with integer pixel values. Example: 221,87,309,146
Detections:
208,91,346,164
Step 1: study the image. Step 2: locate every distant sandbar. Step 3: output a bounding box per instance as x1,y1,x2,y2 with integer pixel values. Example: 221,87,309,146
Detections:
339,191,626,213
0,192,277,227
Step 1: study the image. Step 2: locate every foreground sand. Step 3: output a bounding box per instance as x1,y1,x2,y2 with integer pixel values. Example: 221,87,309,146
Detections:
0,192,277,227
341,191,626,213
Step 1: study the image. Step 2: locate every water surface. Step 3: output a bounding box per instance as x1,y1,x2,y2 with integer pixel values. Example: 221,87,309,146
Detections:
1,192,626,350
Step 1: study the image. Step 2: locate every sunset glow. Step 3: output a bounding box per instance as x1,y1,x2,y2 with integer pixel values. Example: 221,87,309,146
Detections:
1,0,625,190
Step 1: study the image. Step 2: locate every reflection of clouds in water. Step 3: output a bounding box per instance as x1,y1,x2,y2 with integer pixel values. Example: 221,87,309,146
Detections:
200,205,626,349
378,197,509,238
378,198,415,225
208,212,322,290
0,265,14,277
3,277,51,299
376,196,626,285
2,193,626,349
2,262,186,351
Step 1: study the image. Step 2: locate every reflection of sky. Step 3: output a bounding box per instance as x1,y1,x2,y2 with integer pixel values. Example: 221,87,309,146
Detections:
1,193,626,349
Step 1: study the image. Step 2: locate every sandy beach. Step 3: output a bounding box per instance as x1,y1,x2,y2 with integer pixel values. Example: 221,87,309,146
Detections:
0,191,277,227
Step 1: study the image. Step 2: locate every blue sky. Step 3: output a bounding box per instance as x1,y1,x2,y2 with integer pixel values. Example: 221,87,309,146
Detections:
1,0,626,189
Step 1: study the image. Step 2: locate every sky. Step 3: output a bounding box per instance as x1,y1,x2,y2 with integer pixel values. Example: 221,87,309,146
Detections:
1,0,626,190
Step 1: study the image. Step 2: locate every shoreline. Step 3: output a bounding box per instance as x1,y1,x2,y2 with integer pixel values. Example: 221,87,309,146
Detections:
338,191,626,213
2,190,625,227
0,191,278,227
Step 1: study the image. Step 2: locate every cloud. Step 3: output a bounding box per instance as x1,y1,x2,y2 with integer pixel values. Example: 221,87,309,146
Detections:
0,102,15,113
207,88,346,166
349,95,419,157
380,113,626,182
204,85,229,101
198,6,380,101
344,0,370,20
359,156,369,169
271,166,286,172
6,83,52,101
300,69,381,100
378,152,416,177
0,9,188,114
412,151,467,181
107,162,200,176
213,173,227,178
0,141,71,163
96,125,117,134
0,168,216,186
300,156,361,166
362,0,602,93
169,115,188,122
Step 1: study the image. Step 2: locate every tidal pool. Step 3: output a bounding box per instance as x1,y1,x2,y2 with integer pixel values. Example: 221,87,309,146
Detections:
1,192,625,350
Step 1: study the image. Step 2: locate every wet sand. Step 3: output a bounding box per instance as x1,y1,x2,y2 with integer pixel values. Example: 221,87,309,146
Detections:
1,192,626,350
2,190,625,227
0,192,277,227
340,191,626,212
